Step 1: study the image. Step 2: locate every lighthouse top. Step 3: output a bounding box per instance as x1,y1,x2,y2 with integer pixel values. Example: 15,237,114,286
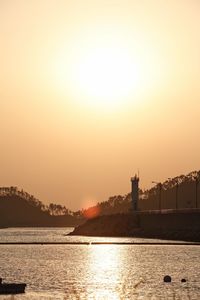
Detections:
131,175,139,182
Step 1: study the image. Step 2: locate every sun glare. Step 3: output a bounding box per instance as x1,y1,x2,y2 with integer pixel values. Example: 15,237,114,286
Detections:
53,25,165,111
74,46,139,108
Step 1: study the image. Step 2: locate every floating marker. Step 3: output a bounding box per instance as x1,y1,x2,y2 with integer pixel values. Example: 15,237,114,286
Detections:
164,275,171,283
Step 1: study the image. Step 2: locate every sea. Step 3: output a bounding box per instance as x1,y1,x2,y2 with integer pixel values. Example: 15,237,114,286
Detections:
0,227,199,299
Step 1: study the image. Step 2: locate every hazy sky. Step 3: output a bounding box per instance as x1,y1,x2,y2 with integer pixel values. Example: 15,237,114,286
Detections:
1,0,200,210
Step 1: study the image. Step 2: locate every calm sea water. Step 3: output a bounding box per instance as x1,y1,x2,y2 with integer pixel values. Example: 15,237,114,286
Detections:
0,228,199,299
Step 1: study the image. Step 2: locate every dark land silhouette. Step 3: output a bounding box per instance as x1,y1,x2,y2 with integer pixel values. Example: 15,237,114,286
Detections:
70,211,200,242
78,170,200,217
1,170,200,237
70,170,200,242
0,188,84,227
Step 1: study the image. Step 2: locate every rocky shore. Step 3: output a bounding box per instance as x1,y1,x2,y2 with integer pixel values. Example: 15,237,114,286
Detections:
69,212,200,242
70,214,139,237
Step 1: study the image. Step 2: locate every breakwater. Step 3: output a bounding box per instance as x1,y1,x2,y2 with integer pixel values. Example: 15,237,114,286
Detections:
70,210,200,242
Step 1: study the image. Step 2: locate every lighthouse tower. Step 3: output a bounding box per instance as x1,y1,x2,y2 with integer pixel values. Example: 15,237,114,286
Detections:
131,175,139,211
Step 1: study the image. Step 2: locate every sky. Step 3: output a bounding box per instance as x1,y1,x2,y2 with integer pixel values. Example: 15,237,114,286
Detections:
1,0,200,210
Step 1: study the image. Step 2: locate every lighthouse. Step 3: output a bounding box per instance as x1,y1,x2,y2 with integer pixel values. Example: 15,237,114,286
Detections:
131,175,139,211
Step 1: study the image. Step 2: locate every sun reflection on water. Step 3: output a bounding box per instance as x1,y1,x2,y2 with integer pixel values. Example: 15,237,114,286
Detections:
86,245,122,299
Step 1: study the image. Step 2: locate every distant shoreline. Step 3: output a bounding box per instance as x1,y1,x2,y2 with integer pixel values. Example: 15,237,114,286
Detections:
0,241,199,245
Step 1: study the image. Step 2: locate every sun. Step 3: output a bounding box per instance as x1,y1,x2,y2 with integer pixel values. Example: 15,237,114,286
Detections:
53,25,165,111
74,46,139,108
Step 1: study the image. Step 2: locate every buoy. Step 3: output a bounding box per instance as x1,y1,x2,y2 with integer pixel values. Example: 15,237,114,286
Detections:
164,275,171,283
181,278,186,283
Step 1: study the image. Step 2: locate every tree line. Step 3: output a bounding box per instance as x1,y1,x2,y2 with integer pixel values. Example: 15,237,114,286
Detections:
1,170,199,219
0,187,73,217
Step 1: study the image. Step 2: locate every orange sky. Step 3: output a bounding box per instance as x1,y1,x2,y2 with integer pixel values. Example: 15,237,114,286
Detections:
1,0,200,210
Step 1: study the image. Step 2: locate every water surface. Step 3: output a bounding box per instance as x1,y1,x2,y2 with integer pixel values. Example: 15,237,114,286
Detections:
0,228,199,299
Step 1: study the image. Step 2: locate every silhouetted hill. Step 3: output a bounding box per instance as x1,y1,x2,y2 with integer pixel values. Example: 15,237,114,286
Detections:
70,170,200,241
1,169,199,228
0,192,83,227
76,170,200,217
